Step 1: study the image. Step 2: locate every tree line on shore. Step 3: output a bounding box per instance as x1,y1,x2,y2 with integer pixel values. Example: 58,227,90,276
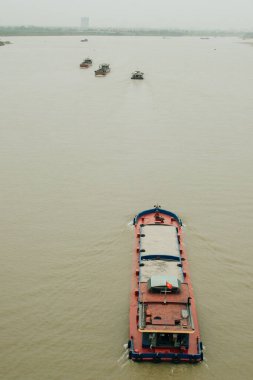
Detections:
0,25,250,38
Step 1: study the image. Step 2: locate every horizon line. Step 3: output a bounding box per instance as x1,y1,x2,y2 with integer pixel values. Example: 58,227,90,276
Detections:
1,25,253,33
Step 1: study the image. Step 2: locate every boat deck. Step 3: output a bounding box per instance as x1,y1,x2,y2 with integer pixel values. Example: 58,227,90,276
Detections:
138,224,193,333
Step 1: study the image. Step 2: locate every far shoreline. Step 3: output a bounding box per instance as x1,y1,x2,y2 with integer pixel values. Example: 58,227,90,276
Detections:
0,26,252,38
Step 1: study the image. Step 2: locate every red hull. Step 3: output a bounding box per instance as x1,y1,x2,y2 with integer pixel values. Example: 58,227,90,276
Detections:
129,207,203,363
80,64,92,68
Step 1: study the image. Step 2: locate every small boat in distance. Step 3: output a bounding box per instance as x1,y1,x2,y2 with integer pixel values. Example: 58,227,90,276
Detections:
131,70,144,80
95,64,111,76
81,38,88,42
80,58,93,68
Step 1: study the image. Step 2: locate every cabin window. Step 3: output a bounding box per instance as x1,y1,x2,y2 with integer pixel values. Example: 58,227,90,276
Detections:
142,333,189,348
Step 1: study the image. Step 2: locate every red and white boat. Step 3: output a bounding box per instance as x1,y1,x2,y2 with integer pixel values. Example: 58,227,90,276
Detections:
128,206,203,363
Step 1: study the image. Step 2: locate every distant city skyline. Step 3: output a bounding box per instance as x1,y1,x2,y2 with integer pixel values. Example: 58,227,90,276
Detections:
0,0,253,30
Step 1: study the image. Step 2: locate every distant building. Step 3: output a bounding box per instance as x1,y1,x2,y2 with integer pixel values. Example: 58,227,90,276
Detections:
80,17,89,30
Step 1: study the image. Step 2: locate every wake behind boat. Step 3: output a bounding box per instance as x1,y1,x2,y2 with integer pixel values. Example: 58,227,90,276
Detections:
128,206,203,363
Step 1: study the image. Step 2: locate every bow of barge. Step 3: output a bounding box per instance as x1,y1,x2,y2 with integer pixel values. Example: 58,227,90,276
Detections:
129,206,203,363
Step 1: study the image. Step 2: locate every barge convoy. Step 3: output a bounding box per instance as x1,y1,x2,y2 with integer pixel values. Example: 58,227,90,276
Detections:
129,206,203,363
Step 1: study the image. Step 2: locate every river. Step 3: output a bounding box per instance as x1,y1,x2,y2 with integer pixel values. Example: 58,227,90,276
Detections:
0,36,253,380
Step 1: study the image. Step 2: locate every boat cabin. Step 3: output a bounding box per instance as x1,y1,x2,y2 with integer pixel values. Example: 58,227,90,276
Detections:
95,64,111,76
99,64,110,71
131,70,144,79
142,332,189,349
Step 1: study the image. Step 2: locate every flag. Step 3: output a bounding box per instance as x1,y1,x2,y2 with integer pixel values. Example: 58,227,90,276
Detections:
166,282,173,289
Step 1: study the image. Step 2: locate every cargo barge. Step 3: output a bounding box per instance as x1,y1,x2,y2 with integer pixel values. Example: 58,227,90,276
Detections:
128,206,203,363
94,63,110,76
80,58,93,68
131,70,144,80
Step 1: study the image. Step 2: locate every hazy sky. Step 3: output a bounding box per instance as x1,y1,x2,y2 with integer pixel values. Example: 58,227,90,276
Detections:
0,0,253,30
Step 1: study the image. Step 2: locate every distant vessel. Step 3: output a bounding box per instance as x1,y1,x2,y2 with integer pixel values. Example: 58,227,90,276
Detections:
81,38,88,42
128,206,203,363
131,70,144,80
0,40,11,46
95,64,111,76
80,58,93,68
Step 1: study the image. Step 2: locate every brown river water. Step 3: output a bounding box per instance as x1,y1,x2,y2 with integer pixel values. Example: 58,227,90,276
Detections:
0,36,253,380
